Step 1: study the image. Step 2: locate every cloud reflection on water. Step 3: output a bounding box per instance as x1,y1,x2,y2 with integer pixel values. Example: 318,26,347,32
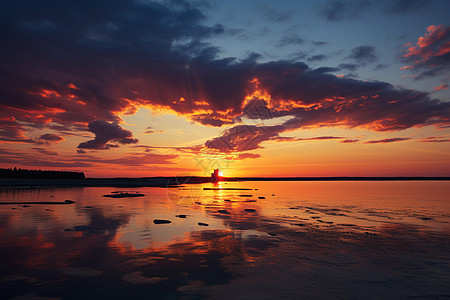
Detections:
0,182,449,299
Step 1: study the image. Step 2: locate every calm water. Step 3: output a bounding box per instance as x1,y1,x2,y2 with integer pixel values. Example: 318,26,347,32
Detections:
0,181,449,299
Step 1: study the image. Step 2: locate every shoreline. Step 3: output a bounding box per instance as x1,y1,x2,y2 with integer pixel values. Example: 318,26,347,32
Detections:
0,176,449,188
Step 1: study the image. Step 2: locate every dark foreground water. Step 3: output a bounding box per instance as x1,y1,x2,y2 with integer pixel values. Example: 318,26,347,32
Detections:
0,181,449,299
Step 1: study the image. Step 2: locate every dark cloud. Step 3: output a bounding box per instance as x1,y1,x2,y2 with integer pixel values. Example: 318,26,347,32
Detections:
38,133,64,143
419,137,450,143
0,116,34,143
144,130,164,134
307,54,327,62
318,0,372,21
144,126,164,134
277,34,304,47
401,25,450,79
257,5,292,22
205,120,350,152
364,138,411,144
383,0,429,14
374,64,387,70
77,120,138,150
337,63,358,71
312,41,328,46
204,61,449,153
272,136,346,142
347,45,378,66
205,124,282,152
340,139,359,143
0,0,245,131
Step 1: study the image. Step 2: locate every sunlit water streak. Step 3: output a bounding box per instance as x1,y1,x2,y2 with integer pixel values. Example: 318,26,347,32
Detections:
0,181,449,299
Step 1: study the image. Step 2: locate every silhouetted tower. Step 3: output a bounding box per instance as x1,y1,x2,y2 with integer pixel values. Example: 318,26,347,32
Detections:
211,169,222,183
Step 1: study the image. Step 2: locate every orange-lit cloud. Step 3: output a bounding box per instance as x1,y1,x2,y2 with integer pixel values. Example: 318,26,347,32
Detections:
38,134,65,144
364,138,411,144
402,25,450,78
237,153,261,160
419,137,450,143
433,84,448,92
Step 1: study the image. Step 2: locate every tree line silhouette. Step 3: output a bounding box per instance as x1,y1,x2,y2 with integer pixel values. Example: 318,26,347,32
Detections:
0,167,85,179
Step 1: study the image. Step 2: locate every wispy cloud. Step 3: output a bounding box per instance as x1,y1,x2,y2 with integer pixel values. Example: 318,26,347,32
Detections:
418,136,450,143
340,139,359,143
364,138,411,144
433,84,448,92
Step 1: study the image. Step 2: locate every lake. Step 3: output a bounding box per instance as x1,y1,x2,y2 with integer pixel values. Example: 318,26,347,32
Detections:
1,181,449,299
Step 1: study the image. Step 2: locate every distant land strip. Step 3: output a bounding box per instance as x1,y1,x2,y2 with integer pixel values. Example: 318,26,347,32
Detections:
0,168,85,180
0,176,449,188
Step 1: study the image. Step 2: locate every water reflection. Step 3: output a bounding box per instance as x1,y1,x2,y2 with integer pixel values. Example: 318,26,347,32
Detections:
1,182,449,299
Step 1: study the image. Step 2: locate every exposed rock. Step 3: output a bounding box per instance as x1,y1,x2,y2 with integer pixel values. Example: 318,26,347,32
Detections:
153,219,171,224
103,193,145,198
198,222,209,226
59,267,103,278
122,271,167,284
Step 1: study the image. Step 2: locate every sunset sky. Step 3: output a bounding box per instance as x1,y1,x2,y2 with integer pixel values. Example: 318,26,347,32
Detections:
0,0,449,177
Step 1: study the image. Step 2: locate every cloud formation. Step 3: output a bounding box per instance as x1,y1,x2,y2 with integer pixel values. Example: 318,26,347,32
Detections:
0,0,449,160
419,137,450,143
277,34,304,47
347,45,378,66
364,138,411,144
402,25,450,78
203,62,449,153
77,120,138,150
319,0,372,21
319,0,430,21
0,116,34,143
38,134,65,144
383,0,429,15
433,84,448,92
340,139,359,143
